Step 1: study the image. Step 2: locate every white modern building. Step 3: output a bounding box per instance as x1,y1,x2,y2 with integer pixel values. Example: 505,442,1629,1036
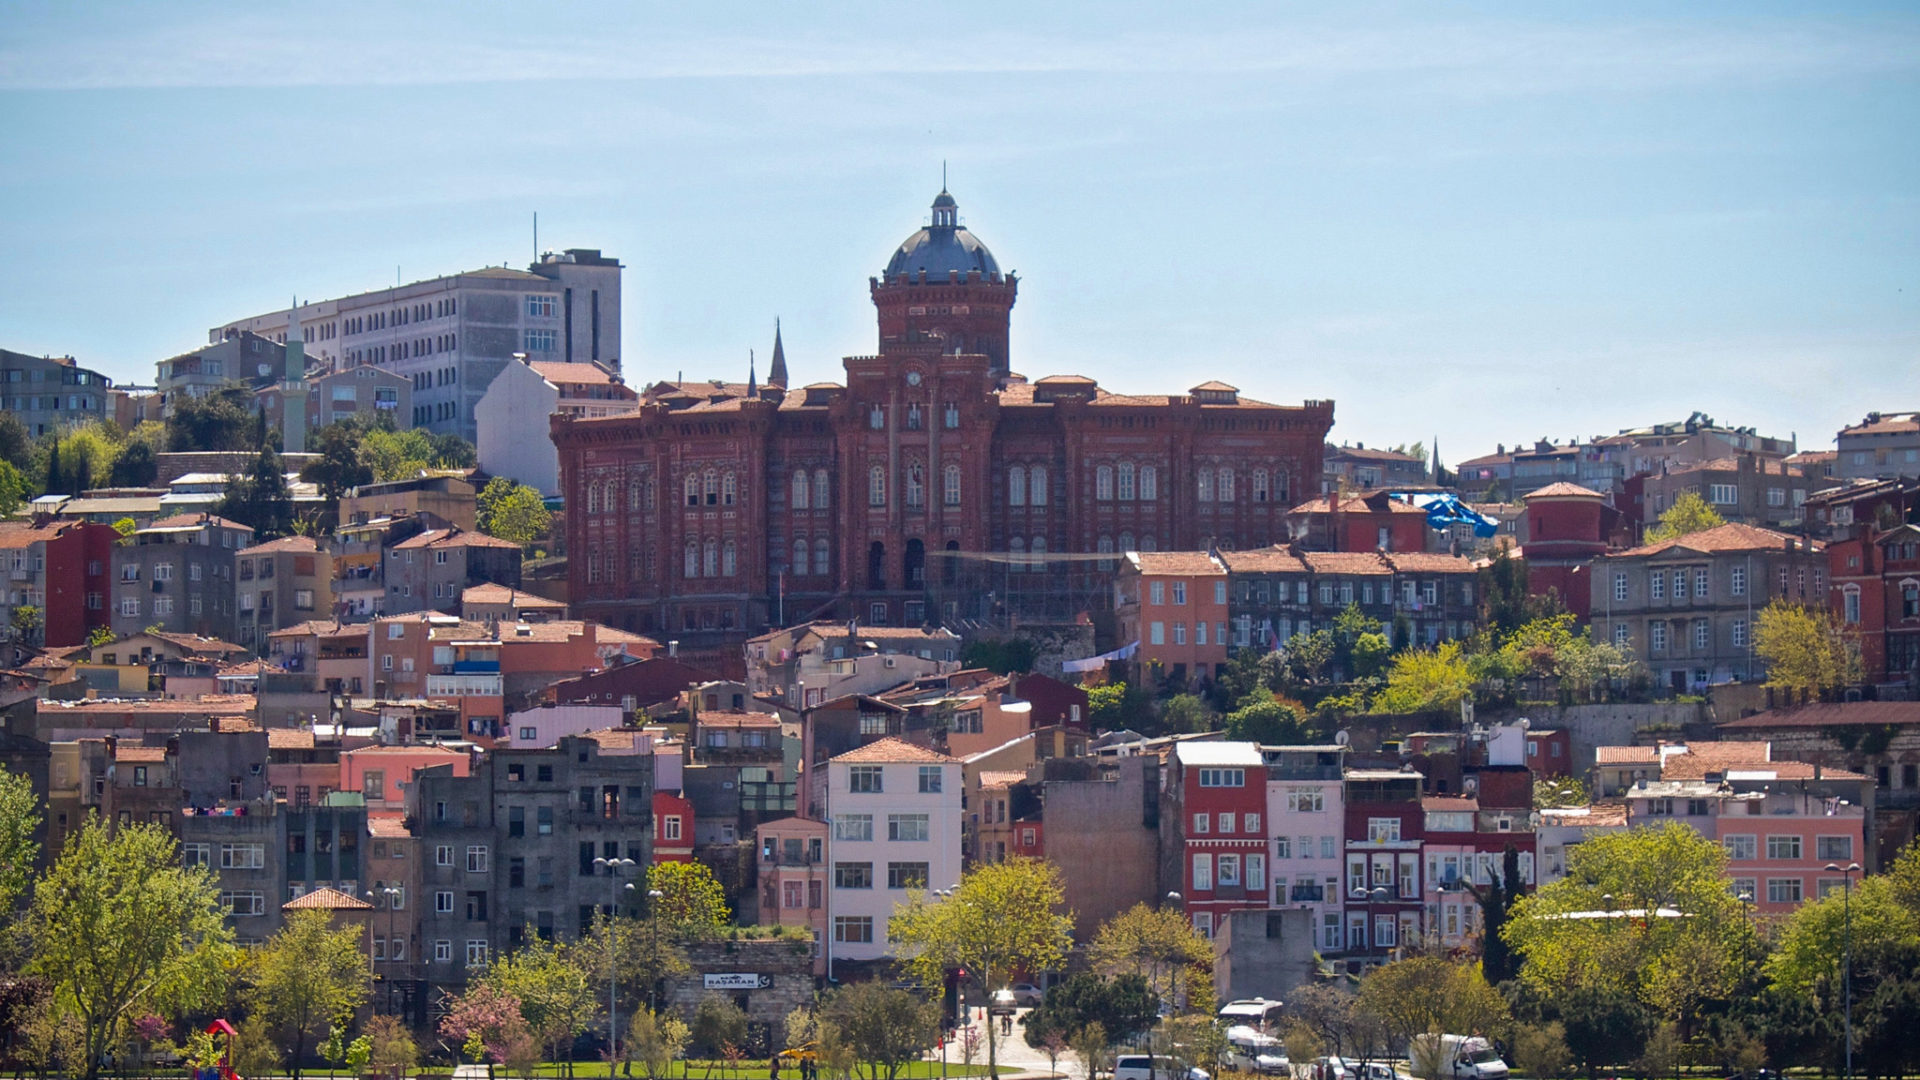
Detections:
211,249,623,444
1263,744,1348,953
474,357,638,496
823,737,962,964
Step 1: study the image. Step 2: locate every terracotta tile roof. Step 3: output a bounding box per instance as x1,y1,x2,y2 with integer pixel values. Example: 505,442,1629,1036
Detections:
115,745,168,763
1455,451,1513,467
238,536,322,556
830,736,956,764
1840,412,1920,436
1527,482,1605,499
393,528,520,551
1662,457,1802,478
1720,701,1920,729
1130,551,1224,575
462,583,565,607
1288,495,1427,515
367,815,413,838
0,524,69,549
282,886,374,911
1541,804,1630,828
212,717,260,733
1190,380,1240,393
268,620,367,639
1595,745,1659,765
530,361,629,388
267,728,317,749
1301,551,1395,575
39,695,255,716
698,711,782,728
346,744,467,757
144,513,252,532
1218,547,1310,573
1328,446,1423,463
144,631,250,656
1616,522,1822,559
1381,552,1477,574
578,728,653,752
1659,742,1773,779
976,770,1028,789
217,659,272,677
1421,796,1479,812
806,625,960,641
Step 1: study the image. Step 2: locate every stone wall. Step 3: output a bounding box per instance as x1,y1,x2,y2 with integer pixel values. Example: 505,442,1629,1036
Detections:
663,937,817,1052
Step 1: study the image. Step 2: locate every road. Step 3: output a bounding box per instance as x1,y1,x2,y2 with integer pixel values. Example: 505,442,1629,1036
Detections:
931,1006,1084,1080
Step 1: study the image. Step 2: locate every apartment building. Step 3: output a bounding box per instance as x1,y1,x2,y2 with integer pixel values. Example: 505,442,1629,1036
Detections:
822,738,962,965
383,528,522,616
1263,744,1347,952
1220,548,1480,657
110,514,252,642
475,357,640,496
307,365,410,434
1641,454,1811,532
1836,411,1920,481
1588,523,1826,693
1164,742,1268,940
234,536,334,650
755,816,829,972
1115,552,1230,686
211,250,623,443
1343,769,1425,961
1,347,113,437
0,519,117,647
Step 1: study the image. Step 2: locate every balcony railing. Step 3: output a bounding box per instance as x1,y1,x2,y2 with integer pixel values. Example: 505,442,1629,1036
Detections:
1288,886,1325,903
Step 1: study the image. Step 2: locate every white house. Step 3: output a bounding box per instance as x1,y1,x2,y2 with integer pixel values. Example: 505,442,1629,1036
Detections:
823,737,962,965
1264,744,1348,952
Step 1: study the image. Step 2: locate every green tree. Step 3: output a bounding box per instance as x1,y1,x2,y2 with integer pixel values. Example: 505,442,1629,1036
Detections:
1478,845,1526,986
1157,693,1215,735
9,605,43,646
1021,973,1158,1052
689,993,750,1059
579,911,689,1035
1359,959,1509,1078
961,637,1039,675
649,860,732,939
1504,823,1758,1027
1533,777,1589,809
890,858,1074,1078
365,1014,419,1079
628,1006,691,1079
1510,1021,1572,1079
1766,871,1918,998
245,908,372,1079
1223,695,1308,745
219,443,294,539
820,982,939,1080
106,437,157,488
484,932,597,1074
1371,641,1475,715
0,460,27,517
477,476,553,545
358,428,473,482
1086,902,1211,1006
0,414,31,473
1754,598,1862,700
1351,632,1393,679
300,424,374,525
26,817,235,1080
0,766,41,916
165,384,258,452
1283,630,1336,685
1645,491,1727,542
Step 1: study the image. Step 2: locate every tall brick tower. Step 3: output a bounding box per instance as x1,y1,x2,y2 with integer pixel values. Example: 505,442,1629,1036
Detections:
870,189,1018,378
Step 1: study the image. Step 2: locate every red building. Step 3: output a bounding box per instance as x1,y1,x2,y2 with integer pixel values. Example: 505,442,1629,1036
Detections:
1284,492,1429,553
554,189,1334,649
1831,524,1920,686
653,790,694,863
1520,482,1610,620
0,520,117,648
1169,742,1269,938
1343,769,1425,961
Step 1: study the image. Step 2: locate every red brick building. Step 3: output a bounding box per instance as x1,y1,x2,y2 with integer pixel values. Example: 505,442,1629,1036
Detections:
553,189,1335,649
0,520,117,648
1520,482,1610,620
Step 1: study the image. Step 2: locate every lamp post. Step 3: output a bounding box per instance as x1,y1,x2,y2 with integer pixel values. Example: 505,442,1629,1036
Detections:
368,885,401,1014
1826,861,1861,1080
647,887,666,1012
594,856,637,1064
1349,885,1390,961
1163,892,1183,1011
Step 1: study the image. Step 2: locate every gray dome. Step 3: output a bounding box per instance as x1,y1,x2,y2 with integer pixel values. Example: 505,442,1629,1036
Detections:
884,191,1000,280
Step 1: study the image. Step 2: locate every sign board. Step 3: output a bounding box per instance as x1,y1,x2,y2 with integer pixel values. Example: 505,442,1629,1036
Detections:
704,973,773,990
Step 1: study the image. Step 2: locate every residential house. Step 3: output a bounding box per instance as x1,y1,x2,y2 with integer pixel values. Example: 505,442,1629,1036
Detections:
110,514,253,642
1343,768,1425,962
1263,744,1348,953
823,738,962,966
1220,548,1480,659
1837,412,1920,481
1166,742,1269,940
1322,444,1428,493
1116,551,1230,688
1640,455,1811,533
384,528,522,616
1284,493,1431,554
754,816,828,972
0,520,117,648
234,537,333,650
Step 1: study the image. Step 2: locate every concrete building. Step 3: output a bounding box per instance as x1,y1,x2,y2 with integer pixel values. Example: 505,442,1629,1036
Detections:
1213,906,1316,1003
1117,552,1230,689
745,623,963,709
1219,549,1481,660
1588,523,1826,693
234,536,333,651
1263,744,1347,953
211,250,624,443
340,474,478,533
110,514,252,642
755,816,829,972
307,365,410,434
462,583,567,624
1641,455,1811,532
1534,804,1628,885
1323,445,1428,492
0,520,117,648
1836,411,1920,481
155,333,284,417
2,348,114,437
1027,754,1161,942
1342,769,1425,963
383,528,522,616
823,737,962,965
475,357,637,496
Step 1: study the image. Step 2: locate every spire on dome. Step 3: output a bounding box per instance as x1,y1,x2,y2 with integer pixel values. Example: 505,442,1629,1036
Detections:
768,319,788,388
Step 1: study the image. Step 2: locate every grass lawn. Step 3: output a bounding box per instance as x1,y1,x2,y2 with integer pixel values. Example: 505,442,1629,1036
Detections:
543,1063,993,1079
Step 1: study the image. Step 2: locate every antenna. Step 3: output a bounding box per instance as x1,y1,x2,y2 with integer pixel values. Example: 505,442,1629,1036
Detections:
1334,730,1351,747
534,211,539,263
942,160,947,191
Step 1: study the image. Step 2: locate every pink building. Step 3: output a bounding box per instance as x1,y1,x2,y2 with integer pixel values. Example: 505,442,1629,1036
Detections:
755,816,829,973
340,745,472,810
654,791,694,863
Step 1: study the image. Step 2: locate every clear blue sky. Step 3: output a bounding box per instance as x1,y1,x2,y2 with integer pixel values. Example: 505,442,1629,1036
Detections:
2,2,1914,463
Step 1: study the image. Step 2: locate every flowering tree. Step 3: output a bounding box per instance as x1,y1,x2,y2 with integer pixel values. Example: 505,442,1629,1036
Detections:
439,984,534,1079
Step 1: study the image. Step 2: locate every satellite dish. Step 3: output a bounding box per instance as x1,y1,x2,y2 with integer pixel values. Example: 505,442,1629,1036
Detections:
1334,730,1351,746
1517,717,1531,731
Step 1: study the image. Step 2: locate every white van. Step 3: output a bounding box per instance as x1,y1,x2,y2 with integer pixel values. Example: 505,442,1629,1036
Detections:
1221,1025,1289,1075
1217,998,1286,1033
1114,1055,1210,1080
1409,1035,1509,1080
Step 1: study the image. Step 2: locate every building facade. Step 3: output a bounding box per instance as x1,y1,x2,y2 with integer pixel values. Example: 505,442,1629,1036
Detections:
0,520,117,647
555,190,1334,647
234,536,334,650
822,737,961,965
1264,745,1347,952
110,514,252,642
1836,412,1920,481
1,348,113,438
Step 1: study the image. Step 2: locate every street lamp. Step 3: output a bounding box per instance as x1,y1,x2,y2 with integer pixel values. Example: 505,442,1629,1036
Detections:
647,887,666,1012
366,885,402,1014
594,856,637,1064
1349,886,1390,961
1826,861,1862,1080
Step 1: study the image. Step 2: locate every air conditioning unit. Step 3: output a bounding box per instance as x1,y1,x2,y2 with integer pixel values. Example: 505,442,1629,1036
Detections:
1496,817,1513,832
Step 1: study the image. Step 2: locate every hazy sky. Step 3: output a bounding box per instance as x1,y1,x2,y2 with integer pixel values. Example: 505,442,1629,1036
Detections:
2,2,1914,462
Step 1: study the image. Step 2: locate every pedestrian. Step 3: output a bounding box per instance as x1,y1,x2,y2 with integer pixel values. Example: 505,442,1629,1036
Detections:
771,1053,782,1080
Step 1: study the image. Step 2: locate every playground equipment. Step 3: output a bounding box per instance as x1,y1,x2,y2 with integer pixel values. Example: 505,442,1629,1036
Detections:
199,1019,241,1080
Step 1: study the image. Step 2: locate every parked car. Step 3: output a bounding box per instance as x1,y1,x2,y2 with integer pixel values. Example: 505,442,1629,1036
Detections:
1221,1025,1289,1074
1305,1057,1410,1080
1008,982,1045,1007
1114,1054,1211,1080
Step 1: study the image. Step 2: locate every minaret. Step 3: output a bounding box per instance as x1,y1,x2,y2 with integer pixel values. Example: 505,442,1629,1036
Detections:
282,298,309,453
747,349,758,399
768,319,789,388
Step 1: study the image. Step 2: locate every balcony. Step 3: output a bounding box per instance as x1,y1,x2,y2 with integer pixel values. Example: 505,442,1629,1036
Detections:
451,660,500,675
425,673,502,697
1288,885,1325,903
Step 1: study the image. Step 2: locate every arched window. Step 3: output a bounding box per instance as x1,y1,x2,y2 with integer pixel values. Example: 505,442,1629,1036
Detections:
1119,531,1135,555
1117,462,1135,501
629,476,645,512
703,539,719,577
1141,465,1158,501
793,539,809,576
1097,535,1115,570
907,404,922,430
906,463,925,509
944,465,961,506
644,477,656,510
1031,535,1047,573
1009,537,1026,572
869,465,887,507
1273,469,1288,505
813,469,830,509
1095,465,1113,501
1197,469,1213,502
1218,467,1234,502
605,479,620,513
722,472,738,506
1252,469,1269,502
684,475,700,507
722,540,737,577
585,484,599,514
1030,465,1048,506
813,539,831,577
944,402,960,429
869,405,885,430
1142,535,1157,552
586,548,599,583
704,470,719,506
791,471,809,510
684,540,700,578
1008,466,1027,507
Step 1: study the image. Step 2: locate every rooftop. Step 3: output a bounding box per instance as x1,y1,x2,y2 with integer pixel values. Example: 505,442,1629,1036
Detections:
1615,522,1823,559
830,736,956,765
283,887,374,911
1173,741,1263,767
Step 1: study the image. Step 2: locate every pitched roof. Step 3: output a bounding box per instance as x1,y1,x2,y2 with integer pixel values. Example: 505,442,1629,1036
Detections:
830,736,956,764
0,523,69,549
1658,741,1772,780
1217,547,1311,573
1540,804,1630,828
267,728,317,750
1719,701,1920,729
1300,551,1395,575
530,361,623,386
144,513,253,532
1130,551,1224,575
237,535,322,556
1595,745,1659,765
1526,482,1605,499
462,583,566,607
977,770,1028,789
115,745,168,763
393,528,520,550
1840,412,1920,436
282,886,374,911
144,631,250,656
1616,522,1821,559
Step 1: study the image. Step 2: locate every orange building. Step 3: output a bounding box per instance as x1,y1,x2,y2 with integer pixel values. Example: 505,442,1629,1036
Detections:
1115,551,1230,686
341,745,472,810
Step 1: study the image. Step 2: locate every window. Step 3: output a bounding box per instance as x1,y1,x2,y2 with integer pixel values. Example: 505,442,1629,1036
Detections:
526,294,557,317
887,814,929,841
1093,465,1112,501
1173,622,1186,645
1008,465,1027,506
1217,467,1234,501
1709,484,1738,505
834,863,873,889
1766,835,1802,860
869,465,886,506
1197,768,1245,787
833,917,874,943
1172,582,1187,605
1192,813,1211,834
1275,836,1292,858
1140,465,1158,500
887,862,930,889
434,940,453,963
1731,619,1747,648
467,845,490,872
834,814,873,841
848,766,883,793
1150,621,1164,645
467,940,489,968
1650,623,1667,652
1767,878,1803,904
1367,818,1401,842
219,844,264,869
917,766,943,793
1287,789,1325,812
1694,619,1710,650
524,329,557,352
1817,836,1853,861
1844,587,1862,624
1651,571,1666,601
220,891,266,916
1193,854,1213,890
1150,581,1165,605
661,815,680,840
944,465,961,506
1614,572,1629,602
1695,568,1709,598
1197,469,1213,502
1217,854,1241,887
435,891,454,913
182,843,210,867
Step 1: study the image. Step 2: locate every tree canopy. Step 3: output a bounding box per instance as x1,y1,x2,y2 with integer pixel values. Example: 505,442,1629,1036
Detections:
165,384,258,452
1086,902,1212,1003
244,909,371,1078
477,476,552,545
1645,491,1727,542
648,860,731,939
1754,598,1862,700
